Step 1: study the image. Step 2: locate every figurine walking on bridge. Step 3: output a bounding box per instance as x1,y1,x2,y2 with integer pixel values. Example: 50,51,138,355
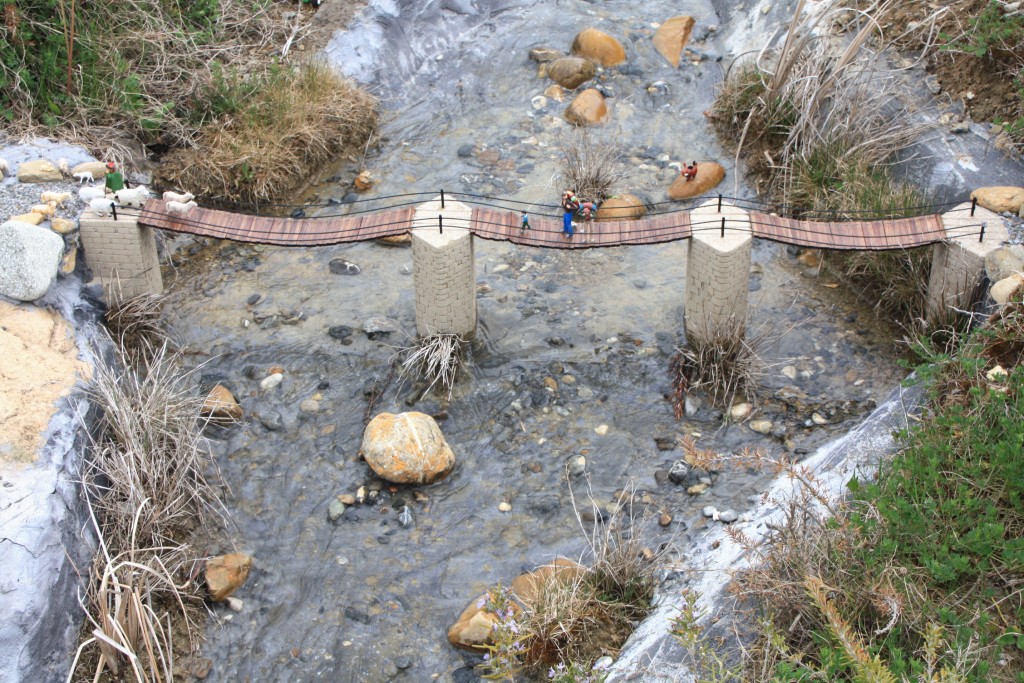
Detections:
561,190,580,240
520,210,531,232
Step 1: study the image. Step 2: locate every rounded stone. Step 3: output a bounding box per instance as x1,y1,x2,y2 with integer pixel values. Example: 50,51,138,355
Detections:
667,162,726,200
596,194,646,221
565,88,608,127
570,28,627,67
361,412,456,485
545,56,596,89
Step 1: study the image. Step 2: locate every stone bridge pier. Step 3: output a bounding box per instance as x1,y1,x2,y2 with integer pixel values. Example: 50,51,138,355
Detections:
927,201,1007,322
79,206,163,303
684,199,753,345
411,197,477,338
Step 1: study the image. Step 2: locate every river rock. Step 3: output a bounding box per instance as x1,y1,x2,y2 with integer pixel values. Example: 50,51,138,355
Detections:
377,233,411,246
566,454,586,476
201,385,243,421
985,246,1024,282
596,194,645,221
205,552,252,601
564,88,608,126
510,558,585,604
529,46,562,63
71,161,109,179
970,186,1024,214
260,372,283,392
544,84,566,101
447,597,505,650
498,501,512,512
667,162,726,200
545,56,596,89
570,28,626,67
750,419,773,434
329,258,361,275
361,412,456,485
991,274,1024,304
16,160,62,183
729,402,752,420
50,217,75,235
0,220,64,302
719,510,738,523
653,16,696,68
328,498,347,523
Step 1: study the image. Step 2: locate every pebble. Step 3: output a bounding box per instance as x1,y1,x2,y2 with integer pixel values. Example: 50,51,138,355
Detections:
658,512,672,527
328,325,353,340
566,455,586,477
749,419,773,434
594,424,609,436
226,596,244,612
259,411,284,432
328,499,347,523
395,656,413,670
594,656,613,670
246,293,261,305
703,505,718,518
684,395,701,417
498,501,512,513
729,402,752,420
300,399,320,414
338,494,356,506
719,510,738,523
781,365,797,380
398,506,414,528
811,412,828,425
260,373,283,392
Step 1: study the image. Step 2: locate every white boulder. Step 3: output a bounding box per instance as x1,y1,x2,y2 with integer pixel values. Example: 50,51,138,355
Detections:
0,221,65,301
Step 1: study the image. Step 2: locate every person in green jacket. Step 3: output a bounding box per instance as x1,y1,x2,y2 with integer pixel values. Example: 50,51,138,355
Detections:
104,161,124,193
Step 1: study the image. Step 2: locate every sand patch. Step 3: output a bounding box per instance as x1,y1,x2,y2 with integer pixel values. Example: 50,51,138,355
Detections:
0,301,91,464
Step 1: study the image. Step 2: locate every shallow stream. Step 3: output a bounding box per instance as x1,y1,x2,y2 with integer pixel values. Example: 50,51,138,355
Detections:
161,1,907,680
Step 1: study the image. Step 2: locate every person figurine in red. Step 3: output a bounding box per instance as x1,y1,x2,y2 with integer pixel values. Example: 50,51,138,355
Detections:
561,190,580,240
681,161,699,181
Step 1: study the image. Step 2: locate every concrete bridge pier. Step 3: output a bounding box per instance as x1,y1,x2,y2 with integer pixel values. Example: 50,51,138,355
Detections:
411,197,477,338
684,199,753,345
79,207,163,303
926,202,1007,322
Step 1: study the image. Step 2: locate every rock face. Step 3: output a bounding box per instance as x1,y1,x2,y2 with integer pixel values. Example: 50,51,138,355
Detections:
596,194,646,221
361,412,456,484
667,162,726,200
545,56,596,89
565,88,608,126
0,221,65,302
985,245,1024,282
16,160,62,183
571,28,626,67
653,16,696,68
970,186,1024,214
201,385,243,422
205,552,252,601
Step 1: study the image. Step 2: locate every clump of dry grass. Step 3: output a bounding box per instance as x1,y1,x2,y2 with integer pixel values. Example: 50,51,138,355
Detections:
156,59,378,205
558,129,626,203
103,292,174,366
399,332,469,400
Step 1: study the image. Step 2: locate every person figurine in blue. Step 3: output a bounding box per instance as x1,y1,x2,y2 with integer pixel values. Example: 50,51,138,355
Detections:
520,209,531,232
561,190,580,240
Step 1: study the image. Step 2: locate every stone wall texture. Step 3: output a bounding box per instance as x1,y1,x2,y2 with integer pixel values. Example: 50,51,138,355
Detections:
412,198,477,338
684,201,752,343
79,208,163,302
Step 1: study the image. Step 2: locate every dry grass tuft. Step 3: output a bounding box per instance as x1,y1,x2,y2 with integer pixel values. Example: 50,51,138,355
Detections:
558,129,626,203
103,292,174,366
156,59,377,205
398,332,469,400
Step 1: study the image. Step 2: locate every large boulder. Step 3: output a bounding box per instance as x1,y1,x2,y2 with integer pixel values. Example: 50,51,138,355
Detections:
361,411,456,484
985,246,1024,282
970,186,1024,214
564,88,608,127
545,57,596,89
0,221,65,301
991,274,1024,305
597,194,646,221
70,161,109,179
571,28,626,67
667,162,726,200
205,552,252,601
653,16,696,68
16,160,62,183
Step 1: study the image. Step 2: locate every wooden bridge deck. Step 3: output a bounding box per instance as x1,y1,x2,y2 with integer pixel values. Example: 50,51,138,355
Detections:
138,199,963,251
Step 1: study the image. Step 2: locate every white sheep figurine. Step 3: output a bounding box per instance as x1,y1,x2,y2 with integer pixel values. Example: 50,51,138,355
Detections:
58,158,70,177
0,157,10,178
40,191,72,207
162,190,194,203
31,202,57,218
73,171,94,184
114,185,151,208
79,186,106,202
166,200,198,217
89,197,118,216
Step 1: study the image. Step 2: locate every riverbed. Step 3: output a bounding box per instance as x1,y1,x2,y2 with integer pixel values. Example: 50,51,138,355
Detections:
160,1,908,680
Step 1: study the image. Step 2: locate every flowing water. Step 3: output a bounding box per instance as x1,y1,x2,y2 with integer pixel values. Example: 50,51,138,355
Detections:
161,1,907,680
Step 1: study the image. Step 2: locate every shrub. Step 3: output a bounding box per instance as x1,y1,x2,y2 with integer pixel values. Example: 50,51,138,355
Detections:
156,59,378,204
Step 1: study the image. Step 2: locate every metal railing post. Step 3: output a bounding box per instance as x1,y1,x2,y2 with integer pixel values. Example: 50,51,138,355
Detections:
970,197,977,217
980,222,986,243
439,214,443,235
441,189,445,209
721,217,726,238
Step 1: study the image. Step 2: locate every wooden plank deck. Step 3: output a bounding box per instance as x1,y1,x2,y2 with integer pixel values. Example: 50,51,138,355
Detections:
138,200,950,251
